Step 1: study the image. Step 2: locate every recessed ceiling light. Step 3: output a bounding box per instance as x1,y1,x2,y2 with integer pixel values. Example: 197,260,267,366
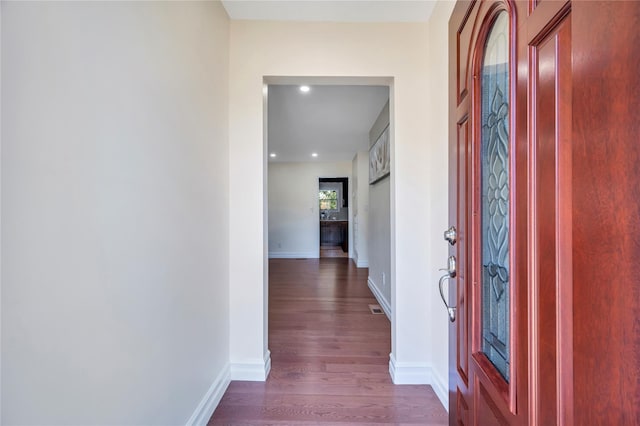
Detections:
269,153,276,158
311,152,318,157
299,85,310,93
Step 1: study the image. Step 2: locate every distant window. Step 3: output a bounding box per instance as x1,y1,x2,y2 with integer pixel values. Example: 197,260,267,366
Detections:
319,190,339,211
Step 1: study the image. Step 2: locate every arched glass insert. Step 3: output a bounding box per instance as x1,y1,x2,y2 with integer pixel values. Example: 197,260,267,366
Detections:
480,10,510,381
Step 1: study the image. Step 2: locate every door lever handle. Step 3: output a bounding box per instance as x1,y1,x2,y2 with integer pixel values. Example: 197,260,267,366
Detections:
438,274,456,322
438,255,457,322
438,255,456,278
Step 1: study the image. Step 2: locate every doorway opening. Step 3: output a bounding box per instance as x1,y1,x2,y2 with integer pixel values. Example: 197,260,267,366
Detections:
264,76,394,375
319,177,349,258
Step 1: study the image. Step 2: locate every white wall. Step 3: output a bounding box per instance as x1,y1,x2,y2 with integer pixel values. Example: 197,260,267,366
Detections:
367,102,392,315
352,151,369,267
1,2,231,424
268,161,352,258
228,19,449,402
425,0,457,401
368,177,391,306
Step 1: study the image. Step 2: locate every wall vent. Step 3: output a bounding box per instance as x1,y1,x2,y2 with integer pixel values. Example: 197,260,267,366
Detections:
368,304,384,315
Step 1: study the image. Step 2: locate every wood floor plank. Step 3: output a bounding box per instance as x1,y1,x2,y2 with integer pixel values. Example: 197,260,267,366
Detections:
208,258,447,425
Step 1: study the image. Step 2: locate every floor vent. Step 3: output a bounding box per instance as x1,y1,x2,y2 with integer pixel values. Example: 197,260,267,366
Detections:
369,304,384,315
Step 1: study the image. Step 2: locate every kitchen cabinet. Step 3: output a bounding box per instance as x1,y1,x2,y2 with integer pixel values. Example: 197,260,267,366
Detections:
320,221,348,252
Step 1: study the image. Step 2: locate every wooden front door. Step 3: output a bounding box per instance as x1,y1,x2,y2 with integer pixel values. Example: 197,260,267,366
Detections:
446,0,640,424
447,2,532,423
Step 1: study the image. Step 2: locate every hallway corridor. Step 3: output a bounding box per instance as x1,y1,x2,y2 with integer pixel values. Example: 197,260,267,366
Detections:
209,258,447,425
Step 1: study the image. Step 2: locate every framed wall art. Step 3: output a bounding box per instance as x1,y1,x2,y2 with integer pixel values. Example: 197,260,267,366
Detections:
369,125,390,184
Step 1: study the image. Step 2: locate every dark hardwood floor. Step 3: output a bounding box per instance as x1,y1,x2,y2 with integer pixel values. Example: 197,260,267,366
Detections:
209,258,447,425
319,244,349,258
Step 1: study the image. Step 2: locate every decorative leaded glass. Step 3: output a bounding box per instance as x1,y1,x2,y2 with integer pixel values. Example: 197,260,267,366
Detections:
480,11,510,382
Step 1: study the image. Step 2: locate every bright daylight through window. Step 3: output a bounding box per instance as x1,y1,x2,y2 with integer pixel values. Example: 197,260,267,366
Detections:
319,190,339,211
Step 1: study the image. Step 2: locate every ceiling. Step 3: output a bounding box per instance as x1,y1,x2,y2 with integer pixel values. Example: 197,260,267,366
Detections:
225,1,415,164
221,1,437,23
267,85,389,163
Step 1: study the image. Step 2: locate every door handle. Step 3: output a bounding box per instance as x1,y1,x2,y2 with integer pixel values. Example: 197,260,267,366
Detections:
439,255,456,278
438,255,457,322
438,274,456,322
444,226,457,246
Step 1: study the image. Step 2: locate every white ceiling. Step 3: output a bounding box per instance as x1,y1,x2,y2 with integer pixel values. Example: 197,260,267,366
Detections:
221,1,437,23
267,85,389,163
226,2,417,164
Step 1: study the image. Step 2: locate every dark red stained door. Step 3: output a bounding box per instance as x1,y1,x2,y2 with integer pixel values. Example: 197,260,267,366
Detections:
447,0,640,425
448,1,532,424
571,1,640,424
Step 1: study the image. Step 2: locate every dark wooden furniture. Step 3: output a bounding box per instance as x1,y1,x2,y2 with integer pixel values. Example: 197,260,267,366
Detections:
320,220,348,252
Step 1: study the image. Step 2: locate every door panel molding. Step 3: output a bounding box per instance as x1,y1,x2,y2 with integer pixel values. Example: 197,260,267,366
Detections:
467,0,520,415
451,0,640,424
450,1,529,424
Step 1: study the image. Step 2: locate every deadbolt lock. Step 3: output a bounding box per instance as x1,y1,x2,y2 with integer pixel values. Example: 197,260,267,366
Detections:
444,226,457,246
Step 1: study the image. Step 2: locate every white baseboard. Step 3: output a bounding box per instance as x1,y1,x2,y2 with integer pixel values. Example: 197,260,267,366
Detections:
351,253,369,268
230,350,271,381
367,277,391,319
185,364,231,426
430,370,449,412
389,354,449,411
389,353,431,384
356,259,369,268
268,252,318,259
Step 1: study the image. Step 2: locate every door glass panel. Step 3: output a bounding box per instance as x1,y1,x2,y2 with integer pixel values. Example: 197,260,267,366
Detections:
480,11,510,381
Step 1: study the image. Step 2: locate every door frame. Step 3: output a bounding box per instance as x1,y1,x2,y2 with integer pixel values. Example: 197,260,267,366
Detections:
263,75,404,381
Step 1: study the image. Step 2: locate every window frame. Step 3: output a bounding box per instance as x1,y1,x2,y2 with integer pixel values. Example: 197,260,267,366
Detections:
319,183,342,213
